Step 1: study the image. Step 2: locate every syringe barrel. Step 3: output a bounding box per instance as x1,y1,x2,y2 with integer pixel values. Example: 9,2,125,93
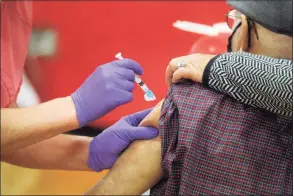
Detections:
135,75,149,91
139,84,149,92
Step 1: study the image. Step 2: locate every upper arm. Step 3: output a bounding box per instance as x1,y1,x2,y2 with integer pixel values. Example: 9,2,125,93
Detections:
85,101,164,195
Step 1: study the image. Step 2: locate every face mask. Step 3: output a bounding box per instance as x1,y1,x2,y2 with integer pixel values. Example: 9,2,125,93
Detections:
227,22,242,52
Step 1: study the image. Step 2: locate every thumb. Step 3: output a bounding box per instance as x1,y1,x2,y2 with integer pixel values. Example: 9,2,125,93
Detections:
131,126,159,140
125,108,153,126
116,58,144,75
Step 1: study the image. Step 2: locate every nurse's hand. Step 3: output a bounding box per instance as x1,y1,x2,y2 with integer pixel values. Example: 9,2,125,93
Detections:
165,53,215,88
87,108,159,172
71,59,143,127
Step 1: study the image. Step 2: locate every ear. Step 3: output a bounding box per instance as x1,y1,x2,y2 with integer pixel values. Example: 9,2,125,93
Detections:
240,15,249,51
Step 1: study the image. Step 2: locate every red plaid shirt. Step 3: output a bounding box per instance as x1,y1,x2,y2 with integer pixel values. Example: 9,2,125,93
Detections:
151,82,292,195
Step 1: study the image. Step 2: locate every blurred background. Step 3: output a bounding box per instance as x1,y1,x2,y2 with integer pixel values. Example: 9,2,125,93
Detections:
1,1,231,195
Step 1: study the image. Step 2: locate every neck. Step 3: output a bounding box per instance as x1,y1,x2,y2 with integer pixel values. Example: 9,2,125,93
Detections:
248,29,293,60
249,46,293,60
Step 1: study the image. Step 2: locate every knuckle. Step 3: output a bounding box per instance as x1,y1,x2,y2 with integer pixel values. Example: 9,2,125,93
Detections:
123,58,135,68
131,82,135,89
105,83,114,91
127,93,134,101
168,58,176,66
129,70,136,77
130,85,135,92
104,74,113,82
169,58,182,71
95,65,103,72
124,69,135,80
120,93,133,104
121,116,127,121
127,83,135,92
121,58,129,65
126,58,138,65
110,71,120,80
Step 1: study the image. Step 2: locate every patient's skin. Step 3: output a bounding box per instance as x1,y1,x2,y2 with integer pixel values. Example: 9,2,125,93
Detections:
139,100,164,128
85,100,164,195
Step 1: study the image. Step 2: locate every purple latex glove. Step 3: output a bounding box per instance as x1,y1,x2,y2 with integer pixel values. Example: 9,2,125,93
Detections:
88,108,159,172
71,59,143,127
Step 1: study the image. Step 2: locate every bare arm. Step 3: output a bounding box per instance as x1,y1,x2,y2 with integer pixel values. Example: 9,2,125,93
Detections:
85,101,164,195
1,134,92,171
1,97,79,154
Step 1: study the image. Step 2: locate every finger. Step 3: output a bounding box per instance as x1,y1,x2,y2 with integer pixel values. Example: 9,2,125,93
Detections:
130,126,159,140
116,58,144,75
116,68,136,82
124,108,153,126
165,57,182,88
172,67,192,84
115,79,135,92
114,89,133,105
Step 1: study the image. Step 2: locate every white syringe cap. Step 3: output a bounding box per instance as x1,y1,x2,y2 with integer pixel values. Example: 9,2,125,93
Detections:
115,52,123,59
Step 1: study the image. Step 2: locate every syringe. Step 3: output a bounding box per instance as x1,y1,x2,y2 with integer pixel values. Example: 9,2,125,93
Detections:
115,52,156,102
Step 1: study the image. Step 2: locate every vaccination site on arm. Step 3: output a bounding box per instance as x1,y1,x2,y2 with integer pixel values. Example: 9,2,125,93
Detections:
1,0,292,195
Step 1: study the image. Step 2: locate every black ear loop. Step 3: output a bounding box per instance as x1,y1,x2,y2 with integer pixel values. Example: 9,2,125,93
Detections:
227,18,259,52
227,22,242,52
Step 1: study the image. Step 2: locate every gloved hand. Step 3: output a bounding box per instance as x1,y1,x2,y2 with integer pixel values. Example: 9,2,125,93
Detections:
88,108,159,172
71,59,143,127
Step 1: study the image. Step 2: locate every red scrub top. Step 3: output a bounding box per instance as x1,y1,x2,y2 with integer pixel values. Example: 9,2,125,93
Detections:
1,1,32,107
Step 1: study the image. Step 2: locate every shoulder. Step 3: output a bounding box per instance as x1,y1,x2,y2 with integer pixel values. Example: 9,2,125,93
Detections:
166,81,238,112
161,81,291,124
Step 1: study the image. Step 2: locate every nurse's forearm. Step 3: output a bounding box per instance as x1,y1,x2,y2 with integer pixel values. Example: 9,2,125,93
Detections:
1,134,92,171
1,96,79,154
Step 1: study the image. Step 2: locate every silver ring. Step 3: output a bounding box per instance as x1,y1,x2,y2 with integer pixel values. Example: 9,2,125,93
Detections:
177,60,186,68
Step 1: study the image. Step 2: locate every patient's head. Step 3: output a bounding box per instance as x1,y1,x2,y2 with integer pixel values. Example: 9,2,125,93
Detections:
226,0,293,60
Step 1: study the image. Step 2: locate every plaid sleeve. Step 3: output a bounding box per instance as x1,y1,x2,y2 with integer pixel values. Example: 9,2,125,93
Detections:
150,86,181,195
150,82,292,196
